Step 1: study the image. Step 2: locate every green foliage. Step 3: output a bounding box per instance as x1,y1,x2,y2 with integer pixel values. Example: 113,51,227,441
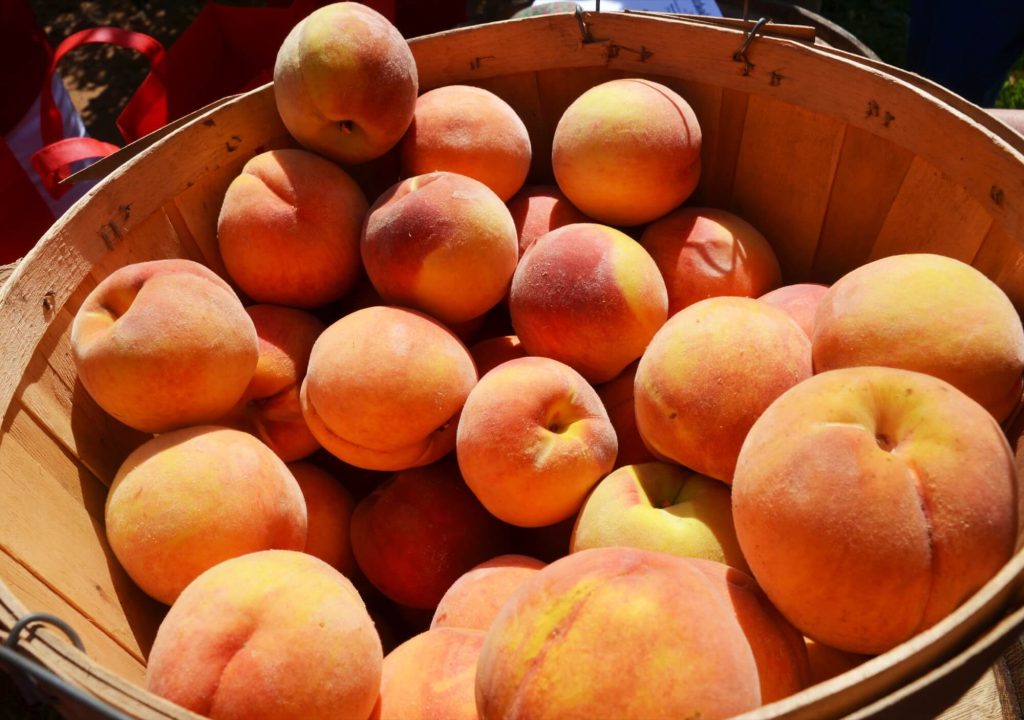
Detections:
817,0,912,66
996,55,1024,109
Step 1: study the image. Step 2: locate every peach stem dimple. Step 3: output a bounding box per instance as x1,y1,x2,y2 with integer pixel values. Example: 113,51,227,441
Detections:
339,120,355,134
875,433,895,452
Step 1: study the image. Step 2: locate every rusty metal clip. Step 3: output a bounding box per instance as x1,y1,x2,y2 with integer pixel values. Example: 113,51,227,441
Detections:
733,16,770,76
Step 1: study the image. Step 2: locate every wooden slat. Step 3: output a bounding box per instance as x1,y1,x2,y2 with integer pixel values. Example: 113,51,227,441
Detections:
974,225,1024,318
695,87,750,209
731,94,846,281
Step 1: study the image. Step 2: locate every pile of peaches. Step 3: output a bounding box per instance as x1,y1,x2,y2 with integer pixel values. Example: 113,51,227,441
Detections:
69,3,1024,719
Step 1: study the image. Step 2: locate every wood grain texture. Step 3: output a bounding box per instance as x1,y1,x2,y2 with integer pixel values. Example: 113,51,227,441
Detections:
973,225,1024,317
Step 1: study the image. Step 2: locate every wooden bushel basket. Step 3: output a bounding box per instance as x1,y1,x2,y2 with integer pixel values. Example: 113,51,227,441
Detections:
3,11,1024,719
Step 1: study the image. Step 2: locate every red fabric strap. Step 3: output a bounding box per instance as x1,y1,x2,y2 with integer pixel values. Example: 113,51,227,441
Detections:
30,137,120,199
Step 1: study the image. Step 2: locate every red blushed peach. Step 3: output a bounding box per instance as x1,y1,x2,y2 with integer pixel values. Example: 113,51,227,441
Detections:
813,253,1024,421
475,547,762,719
507,184,590,257
289,462,357,579
147,550,381,720
732,366,1020,654
639,207,782,316
400,85,531,202
595,361,656,468
509,516,576,564
273,2,417,164
70,259,258,434
759,283,829,339
634,296,812,484
301,306,477,471
804,639,869,685
509,223,668,384
374,628,485,720
216,304,324,462
362,172,519,324
350,459,511,609
571,462,748,574
469,335,527,377
456,356,618,527
431,555,546,631
552,78,701,226
217,148,367,308
105,427,307,605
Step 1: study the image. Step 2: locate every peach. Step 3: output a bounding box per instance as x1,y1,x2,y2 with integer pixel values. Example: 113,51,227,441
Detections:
813,253,1024,421
639,207,782,315
400,85,531,202
759,283,829,339
469,335,527,377
431,554,546,631
804,639,869,685
571,462,748,573
509,223,668,383
70,258,258,434
732,366,1021,654
509,516,576,563
362,172,519,324
216,304,324,461
105,427,307,605
457,356,617,527
634,296,812,484
289,462,357,579
375,627,485,720
147,550,381,720
217,148,367,308
301,305,478,471
350,459,511,609
507,184,589,256
273,2,417,164
475,547,762,719
595,361,656,468
552,78,701,226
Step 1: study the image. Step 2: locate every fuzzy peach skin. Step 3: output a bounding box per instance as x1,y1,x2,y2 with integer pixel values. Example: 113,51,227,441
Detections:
147,550,381,720
509,223,668,384
71,258,258,434
813,253,1024,421
690,559,810,704
217,148,367,308
475,547,763,719
362,172,519,324
289,462,357,579
400,85,531,202
431,555,546,631
634,296,812,484
759,283,829,339
350,459,511,609
105,426,307,605
273,2,417,164
640,207,782,315
216,304,324,461
595,361,656,468
469,335,527,377
372,627,485,720
507,184,590,256
732,366,1021,655
457,356,618,527
301,305,478,471
571,462,749,573
552,78,701,226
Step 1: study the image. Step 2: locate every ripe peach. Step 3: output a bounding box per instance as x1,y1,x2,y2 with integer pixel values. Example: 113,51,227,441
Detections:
813,253,1024,421
507,184,589,256
634,296,812,484
476,547,762,719
362,172,519,324
289,462,357,579
350,459,510,609
301,306,477,471
468,335,527,377
70,259,258,434
759,283,829,339
217,148,368,308
273,2,417,164
733,366,1021,654
105,427,307,605
552,78,701,226
509,223,668,383
457,356,617,527
804,639,869,685
147,550,381,720
571,462,748,573
400,85,531,202
639,207,782,315
431,555,546,631
595,361,656,468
